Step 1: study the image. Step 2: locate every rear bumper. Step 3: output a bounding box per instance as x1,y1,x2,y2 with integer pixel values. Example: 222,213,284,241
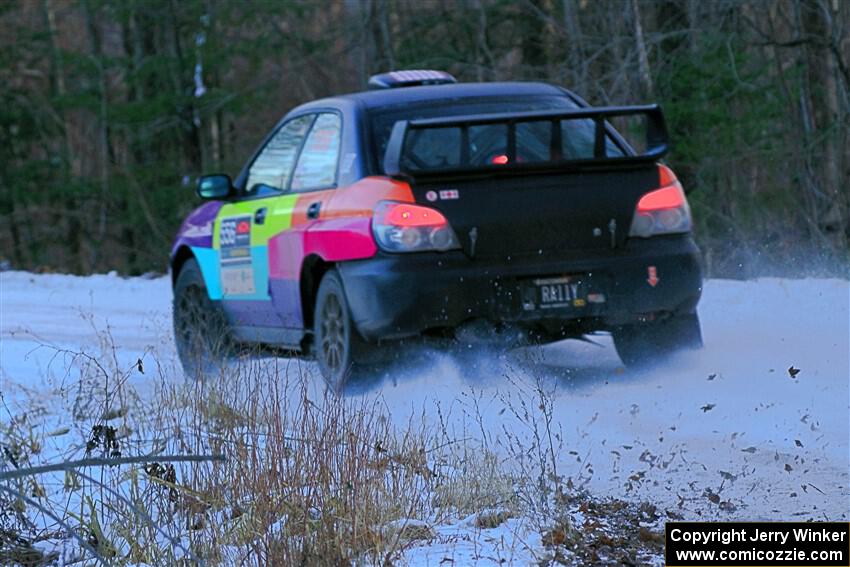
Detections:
338,235,703,341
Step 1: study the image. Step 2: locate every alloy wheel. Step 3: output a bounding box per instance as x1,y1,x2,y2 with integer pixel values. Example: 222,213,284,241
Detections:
320,292,346,373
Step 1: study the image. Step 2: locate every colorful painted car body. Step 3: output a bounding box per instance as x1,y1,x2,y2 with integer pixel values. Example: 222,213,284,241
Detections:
172,173,413,346
171,72,703,381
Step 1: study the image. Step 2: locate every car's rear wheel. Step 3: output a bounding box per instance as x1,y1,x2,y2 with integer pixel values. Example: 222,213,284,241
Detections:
611,312,702,367
313,269,371,392
173,258,234,378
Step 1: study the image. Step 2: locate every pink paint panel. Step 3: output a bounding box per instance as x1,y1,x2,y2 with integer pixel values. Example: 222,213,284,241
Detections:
303,217,377,261
266,217,377,329
267,217,377,282
268,227,307,280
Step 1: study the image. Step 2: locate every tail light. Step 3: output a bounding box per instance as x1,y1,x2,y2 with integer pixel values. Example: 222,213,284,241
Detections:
372,201,461,253
629,164,693,238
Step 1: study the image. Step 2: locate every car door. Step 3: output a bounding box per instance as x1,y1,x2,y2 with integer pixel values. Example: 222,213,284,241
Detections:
265,112,343,332
213,114,315,337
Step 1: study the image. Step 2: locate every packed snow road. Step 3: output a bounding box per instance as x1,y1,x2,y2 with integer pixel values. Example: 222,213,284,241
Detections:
1,271,848,521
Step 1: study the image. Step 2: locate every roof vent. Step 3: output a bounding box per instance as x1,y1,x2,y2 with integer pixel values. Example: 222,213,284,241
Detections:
368,70,457,90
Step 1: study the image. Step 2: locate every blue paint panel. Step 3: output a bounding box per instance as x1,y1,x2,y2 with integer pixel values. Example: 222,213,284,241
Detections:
191,246,222,300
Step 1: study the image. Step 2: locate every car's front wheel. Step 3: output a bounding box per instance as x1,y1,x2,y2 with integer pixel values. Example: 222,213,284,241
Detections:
611,312,703,367
173,258,234,378
313,269,373,392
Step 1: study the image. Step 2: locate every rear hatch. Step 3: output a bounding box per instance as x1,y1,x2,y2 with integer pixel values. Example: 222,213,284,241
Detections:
409,168,658,259
381,105,668,259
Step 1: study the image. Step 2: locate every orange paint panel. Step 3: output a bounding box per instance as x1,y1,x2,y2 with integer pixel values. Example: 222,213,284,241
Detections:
291,188,335,227
323,176,413,220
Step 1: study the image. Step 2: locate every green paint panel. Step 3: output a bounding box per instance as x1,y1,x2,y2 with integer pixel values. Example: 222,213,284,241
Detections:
212,194,299,249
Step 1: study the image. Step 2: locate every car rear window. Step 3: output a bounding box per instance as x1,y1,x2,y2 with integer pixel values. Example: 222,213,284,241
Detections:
369,95,625,173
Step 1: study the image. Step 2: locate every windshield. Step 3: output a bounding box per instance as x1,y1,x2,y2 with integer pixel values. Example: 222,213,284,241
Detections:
369,95,626,173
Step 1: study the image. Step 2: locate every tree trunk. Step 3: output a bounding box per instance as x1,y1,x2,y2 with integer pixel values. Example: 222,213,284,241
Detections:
631,0,654,98
81,0,110,271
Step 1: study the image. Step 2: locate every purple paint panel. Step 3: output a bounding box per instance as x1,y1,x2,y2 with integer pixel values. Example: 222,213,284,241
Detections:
270,278,304,329
222,299,283,328
170,201,223,258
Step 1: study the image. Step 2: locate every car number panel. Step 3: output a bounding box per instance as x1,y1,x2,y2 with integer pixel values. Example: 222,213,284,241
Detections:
220,216,256,296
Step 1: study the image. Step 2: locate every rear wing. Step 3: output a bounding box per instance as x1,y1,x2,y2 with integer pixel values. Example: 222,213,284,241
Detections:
383,104,669,178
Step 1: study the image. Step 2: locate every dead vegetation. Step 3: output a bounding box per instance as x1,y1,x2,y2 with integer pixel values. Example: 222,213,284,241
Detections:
1,329,667,566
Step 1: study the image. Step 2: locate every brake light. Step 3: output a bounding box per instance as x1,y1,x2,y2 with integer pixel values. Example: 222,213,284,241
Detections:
637,185,686,212
491,154,509,165
629,165,692,238
383,203,448,227
372,201,461,252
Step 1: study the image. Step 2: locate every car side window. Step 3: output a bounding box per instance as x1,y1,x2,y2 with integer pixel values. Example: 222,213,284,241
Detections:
245,114,314,196
290,113,341,192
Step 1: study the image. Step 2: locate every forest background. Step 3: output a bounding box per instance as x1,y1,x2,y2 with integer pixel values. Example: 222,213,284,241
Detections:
1,0,847,278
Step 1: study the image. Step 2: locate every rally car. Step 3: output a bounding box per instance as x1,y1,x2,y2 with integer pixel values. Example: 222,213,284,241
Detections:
170,70,703,387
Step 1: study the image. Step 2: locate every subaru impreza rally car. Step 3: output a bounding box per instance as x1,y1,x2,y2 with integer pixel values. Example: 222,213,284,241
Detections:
170,70,703,387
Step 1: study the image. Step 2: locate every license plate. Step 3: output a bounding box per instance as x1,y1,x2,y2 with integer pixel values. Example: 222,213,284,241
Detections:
522,276,587,311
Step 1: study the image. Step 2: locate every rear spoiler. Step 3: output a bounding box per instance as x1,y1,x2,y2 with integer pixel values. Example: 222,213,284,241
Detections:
383,104,669,179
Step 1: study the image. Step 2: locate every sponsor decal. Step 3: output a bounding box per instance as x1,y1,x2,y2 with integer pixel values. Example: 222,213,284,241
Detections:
220,216,255,295
426,189,460,202
647,265,659,287
183,221,214,239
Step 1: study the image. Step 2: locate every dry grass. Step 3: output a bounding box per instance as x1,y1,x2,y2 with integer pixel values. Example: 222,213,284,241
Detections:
153,358,440,565
1,324,671,565
0,332,546,566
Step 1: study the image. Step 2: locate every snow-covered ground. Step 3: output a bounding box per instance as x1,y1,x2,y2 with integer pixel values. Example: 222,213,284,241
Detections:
1,271,848,562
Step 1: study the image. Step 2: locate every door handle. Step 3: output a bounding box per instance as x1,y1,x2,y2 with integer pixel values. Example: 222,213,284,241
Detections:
254,207,267,225
306,202,321,220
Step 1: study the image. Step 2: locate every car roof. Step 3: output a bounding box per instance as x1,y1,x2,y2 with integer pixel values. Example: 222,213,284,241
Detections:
290,81,571,114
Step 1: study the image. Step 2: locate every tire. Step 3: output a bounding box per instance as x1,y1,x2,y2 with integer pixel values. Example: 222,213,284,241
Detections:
612,312,703,367
313,269,371,392
172,258,235,378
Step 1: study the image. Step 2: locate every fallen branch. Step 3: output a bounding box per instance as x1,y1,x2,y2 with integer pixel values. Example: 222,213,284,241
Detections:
0,454,225,482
